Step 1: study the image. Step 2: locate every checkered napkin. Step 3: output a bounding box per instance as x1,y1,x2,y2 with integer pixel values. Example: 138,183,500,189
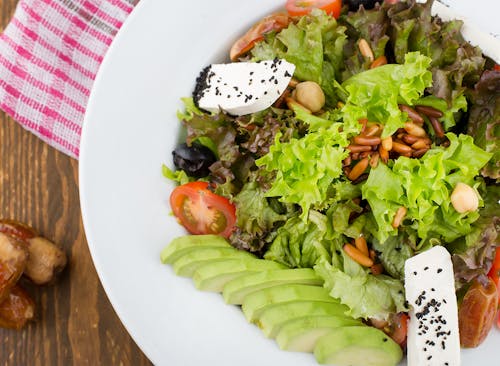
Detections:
0,0,138,158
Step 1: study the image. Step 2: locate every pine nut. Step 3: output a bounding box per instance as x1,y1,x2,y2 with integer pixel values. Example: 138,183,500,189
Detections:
392,206,407,228
348,144,372,153
379,145,389,164
288,78,299,88
364,124,381,137
354,136,381,146
399,105,424,125
392,141,412,155
415,105,443,118
344,244,374,267
370,55,387,69
404,122,427,137
412,148,429,158
451,182,479,213
370,264,384,275
342,156,352,167
359,118,368,133
402,134,419,145
347,157,369,181
369,152,379,168
355,236,369,256
358,39,374,62
429,116,445,138
285,97,311,113
352,173,369,185
411,139,429,150
381,136,393,151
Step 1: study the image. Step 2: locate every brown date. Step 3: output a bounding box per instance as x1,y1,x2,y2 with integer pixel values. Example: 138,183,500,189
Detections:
0,233,28,302
0,285,35,330
0,219,67,285
458,277,498,348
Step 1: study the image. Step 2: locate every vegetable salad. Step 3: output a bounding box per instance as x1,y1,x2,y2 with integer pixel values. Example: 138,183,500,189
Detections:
163,0,499,363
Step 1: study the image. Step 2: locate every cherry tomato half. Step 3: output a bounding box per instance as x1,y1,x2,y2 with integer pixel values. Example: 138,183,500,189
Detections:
229,13,291,61
170,182,236,238
388,312,408,347
494,64,500,71
487,247,500,306
286,0,342,18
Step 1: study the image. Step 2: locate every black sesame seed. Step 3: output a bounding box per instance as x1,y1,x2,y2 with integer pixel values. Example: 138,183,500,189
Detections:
284,71,291,77
249,71,254,75
437,268,443,273
424,266,429,270
414,271,418,275
383,338,388,342
427,355,432,360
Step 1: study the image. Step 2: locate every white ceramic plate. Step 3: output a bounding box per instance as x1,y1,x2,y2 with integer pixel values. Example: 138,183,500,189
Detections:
79,1,499,365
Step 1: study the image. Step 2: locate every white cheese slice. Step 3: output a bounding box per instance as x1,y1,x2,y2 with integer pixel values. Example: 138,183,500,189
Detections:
404,246,461,366
194,59,295,116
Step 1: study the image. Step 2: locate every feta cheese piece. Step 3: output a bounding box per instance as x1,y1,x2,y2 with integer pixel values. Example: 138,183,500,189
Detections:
404,246,461,366
193,59,295,116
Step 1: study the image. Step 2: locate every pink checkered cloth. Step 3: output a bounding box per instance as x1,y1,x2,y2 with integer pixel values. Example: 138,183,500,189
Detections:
0,0,138,159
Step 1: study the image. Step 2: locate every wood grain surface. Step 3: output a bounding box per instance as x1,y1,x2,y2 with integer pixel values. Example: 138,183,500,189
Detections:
0,1,151,365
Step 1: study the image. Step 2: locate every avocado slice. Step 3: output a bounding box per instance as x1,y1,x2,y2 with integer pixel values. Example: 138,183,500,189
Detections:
222,268,323,305
276,316,363,352
242,284,337,322
160,235,231,264
193,258,286,292
172,247,255,277
314,326,403,366
256,301,350,338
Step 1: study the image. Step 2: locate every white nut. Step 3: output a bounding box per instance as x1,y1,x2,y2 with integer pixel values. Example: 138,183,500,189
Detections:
450,183,479,213
294,81,325,113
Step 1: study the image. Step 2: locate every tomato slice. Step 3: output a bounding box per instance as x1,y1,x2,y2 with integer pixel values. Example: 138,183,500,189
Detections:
494,64,500,71
388,312,408,346
286,0,342,18
488,247,500,306
229,13,291,61
170,182,236,238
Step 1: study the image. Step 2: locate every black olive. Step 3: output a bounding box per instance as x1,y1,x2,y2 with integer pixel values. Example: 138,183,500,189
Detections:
173,143,217,178
345,0,379,11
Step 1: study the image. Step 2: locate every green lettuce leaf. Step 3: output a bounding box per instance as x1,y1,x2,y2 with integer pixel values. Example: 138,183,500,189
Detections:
256,125,350,219
362,133,492,244
264,210,331,268
162,164,192,185
229,182,293,254
372,235,414,280
341,52,432,137
416,93,468,130
252,9,347,104
314,259,407,320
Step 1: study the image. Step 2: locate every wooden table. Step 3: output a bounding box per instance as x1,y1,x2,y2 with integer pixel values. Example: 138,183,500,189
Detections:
0,1,151,364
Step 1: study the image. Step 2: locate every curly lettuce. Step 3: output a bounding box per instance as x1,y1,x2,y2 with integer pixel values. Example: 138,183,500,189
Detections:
256,123,349,219
362,133,492,244
341,52,433,137
315,257,407,320
252,9,347,104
